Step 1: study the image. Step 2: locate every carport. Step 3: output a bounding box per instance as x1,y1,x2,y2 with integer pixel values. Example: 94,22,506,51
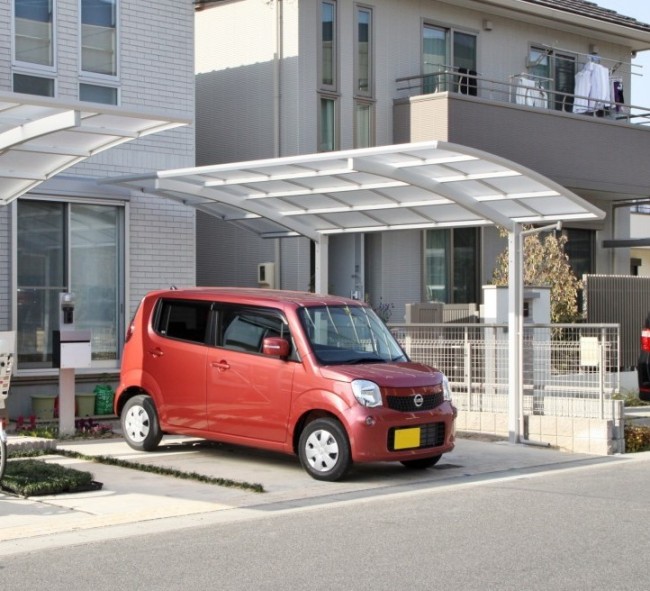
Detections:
0,92,189,433
0,92,189,205
103,140,605,445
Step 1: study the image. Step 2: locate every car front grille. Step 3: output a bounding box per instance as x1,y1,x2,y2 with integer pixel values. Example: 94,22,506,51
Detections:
386,390,444,412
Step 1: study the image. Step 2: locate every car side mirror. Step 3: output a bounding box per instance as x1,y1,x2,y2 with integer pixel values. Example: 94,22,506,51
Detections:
262,337,290,358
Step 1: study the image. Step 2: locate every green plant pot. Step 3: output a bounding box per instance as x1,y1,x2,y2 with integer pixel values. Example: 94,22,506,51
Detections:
31,394,57,420
75,393,96,417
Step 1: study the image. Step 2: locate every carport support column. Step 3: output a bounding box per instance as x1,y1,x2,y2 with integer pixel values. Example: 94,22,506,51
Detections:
508,224,524,443
314,235,329,294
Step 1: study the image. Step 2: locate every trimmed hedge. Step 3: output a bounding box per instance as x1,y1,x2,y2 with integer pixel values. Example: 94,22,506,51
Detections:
2,459,97,496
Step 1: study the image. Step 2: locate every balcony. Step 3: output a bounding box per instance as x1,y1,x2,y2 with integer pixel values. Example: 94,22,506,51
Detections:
394,70,650,199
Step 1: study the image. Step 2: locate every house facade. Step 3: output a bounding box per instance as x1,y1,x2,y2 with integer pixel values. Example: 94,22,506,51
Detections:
1,0,196,417
194,0,650,319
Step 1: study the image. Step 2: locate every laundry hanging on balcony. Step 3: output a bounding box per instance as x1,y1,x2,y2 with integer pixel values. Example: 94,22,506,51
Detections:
573,60,611,114
514,75,546,108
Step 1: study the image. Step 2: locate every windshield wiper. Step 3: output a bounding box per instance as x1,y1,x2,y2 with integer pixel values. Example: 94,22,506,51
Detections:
342,355,385,365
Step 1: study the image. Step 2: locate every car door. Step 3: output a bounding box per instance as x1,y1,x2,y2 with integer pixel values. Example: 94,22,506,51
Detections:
206,305,295,443
143,298,211,430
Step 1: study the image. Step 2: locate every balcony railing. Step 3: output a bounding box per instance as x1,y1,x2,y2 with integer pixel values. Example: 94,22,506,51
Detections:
396,69,650,126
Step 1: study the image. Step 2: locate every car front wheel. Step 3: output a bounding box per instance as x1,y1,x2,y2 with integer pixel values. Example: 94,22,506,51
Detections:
121,394,163,452
298,417,351,481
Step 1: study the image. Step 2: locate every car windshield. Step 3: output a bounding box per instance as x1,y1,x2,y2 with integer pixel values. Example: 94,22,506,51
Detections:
298,305,408,365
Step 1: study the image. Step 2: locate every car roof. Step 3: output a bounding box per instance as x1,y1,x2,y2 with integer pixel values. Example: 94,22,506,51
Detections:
146,287,367,309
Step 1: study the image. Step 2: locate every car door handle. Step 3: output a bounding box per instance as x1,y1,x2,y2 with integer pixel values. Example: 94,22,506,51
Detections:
211,360,230,371
149,348,164,358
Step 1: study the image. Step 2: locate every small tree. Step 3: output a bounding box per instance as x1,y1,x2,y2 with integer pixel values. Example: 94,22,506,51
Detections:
491,226,582,323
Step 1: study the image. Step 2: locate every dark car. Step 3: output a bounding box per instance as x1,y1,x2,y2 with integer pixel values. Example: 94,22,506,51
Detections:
639,312,650,402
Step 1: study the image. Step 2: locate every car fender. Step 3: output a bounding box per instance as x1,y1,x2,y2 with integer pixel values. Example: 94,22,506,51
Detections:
115,368,163,416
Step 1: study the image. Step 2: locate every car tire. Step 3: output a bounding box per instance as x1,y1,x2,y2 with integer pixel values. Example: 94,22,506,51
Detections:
400,454,442,470
121,394,163,452
298,417,351,481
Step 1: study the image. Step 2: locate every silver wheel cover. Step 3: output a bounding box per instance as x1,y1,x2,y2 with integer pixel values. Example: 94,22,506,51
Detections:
124,404,150,443
304,428,339,473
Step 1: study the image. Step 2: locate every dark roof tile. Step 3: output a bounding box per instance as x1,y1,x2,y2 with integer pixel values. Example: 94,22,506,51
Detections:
520,0,650,32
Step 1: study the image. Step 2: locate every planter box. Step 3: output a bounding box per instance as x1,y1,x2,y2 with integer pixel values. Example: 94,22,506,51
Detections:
31,394,57,420
76,393,96,417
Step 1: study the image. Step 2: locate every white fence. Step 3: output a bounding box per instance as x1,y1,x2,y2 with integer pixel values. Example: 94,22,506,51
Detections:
390,323,620,421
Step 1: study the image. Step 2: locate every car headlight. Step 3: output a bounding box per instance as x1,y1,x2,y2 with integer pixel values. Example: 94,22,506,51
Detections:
352,379,382,408
441,373,453,402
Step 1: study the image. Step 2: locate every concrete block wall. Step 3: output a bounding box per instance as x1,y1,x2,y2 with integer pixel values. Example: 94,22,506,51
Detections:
456,404,626,455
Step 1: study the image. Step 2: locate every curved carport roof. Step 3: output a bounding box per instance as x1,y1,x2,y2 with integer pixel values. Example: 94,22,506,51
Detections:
103,140,604,243
104,140,606,445
0,92,189,205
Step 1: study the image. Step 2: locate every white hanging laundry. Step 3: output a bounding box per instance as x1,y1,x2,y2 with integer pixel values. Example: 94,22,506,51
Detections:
515,76,546,107
573,60,611,113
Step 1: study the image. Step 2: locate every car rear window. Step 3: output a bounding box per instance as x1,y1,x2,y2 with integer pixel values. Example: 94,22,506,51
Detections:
156,299,211,344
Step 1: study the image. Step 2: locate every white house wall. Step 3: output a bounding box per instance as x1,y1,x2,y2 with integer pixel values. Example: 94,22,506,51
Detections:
1,0,196,324
194,0,644,302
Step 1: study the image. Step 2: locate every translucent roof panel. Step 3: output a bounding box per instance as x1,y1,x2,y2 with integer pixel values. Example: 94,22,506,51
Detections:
0,93,189,205
104,140,605,240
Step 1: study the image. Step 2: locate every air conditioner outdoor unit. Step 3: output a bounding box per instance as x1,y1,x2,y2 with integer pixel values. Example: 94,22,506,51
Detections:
258,262,275,289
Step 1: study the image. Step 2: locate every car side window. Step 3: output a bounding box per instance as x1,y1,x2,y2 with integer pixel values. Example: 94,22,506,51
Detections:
220,307,291,355
156,299,211,344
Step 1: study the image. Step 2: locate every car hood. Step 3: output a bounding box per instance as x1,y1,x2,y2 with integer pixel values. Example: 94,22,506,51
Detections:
319,362,442,388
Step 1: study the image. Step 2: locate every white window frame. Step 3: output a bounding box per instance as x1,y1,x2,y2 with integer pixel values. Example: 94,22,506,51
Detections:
79,81,120,105
353,100,374,148
354,4,373,98
12,195,128,375
318,94,339,152
12,0,57,75
318,0,337,92
79,0,120,82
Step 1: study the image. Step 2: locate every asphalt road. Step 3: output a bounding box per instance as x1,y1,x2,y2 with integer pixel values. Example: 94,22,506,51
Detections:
3,451,650,590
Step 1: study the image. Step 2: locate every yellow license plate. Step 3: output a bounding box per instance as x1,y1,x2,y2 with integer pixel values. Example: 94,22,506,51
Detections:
394,427,421,450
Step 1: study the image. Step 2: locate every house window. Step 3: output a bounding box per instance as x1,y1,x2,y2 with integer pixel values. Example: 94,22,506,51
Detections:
354,101,373,148
14,0,54,67
422,24,476,94
320,1,336,90
80,82,118,104
425,228,479,303
528,46,576,111
81,0,117,77
13,73,54,96
319,96,337,152
355,6,372,96
17,200,124,370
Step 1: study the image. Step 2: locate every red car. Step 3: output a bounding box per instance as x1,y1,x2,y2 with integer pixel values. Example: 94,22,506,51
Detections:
115,288,456,481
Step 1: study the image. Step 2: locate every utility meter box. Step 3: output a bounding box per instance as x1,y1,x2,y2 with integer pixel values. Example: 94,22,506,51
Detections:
258,262,276,289
53,330,92,369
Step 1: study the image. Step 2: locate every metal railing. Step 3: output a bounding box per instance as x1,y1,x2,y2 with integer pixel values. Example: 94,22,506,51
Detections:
395,70,650,126
390,322,620,420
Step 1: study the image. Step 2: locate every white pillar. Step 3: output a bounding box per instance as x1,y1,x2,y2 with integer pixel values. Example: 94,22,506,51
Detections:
314,235,329,294
508,224,523,443
59,367,76,436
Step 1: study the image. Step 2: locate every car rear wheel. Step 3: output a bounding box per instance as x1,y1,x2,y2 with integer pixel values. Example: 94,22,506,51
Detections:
298,417,351,481
121,394,163,451
400,454,442,470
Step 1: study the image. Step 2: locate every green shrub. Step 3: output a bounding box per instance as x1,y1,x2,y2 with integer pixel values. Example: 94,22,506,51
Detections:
624,424,650,453
2,459,95,496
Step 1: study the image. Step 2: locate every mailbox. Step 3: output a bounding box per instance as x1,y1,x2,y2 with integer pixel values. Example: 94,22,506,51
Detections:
53,330,92,369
